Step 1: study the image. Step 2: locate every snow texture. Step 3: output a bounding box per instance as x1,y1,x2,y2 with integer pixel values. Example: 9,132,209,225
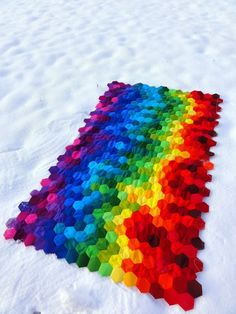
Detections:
0,0,236,313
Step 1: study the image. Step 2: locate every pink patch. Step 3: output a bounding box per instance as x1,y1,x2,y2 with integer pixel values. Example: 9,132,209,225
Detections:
72,151,81,160
3,228,16,239
65,144,73,150
24,234,35,246
47,193,57,203
73,138,81,146
17,212,28,222
25,214,37,224
41,178,51,187
96,102,103,109
112,97,118,103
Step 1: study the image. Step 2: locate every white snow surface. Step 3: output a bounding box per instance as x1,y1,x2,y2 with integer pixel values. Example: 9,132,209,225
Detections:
0,0,236,313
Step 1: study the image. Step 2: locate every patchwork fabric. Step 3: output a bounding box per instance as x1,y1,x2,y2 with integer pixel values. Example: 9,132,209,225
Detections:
4,82,222,311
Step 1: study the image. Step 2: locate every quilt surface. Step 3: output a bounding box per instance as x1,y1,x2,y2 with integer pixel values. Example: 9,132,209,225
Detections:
4,82,222,311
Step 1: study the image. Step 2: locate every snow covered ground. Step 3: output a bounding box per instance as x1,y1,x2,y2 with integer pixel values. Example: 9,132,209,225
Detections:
0,0,236,313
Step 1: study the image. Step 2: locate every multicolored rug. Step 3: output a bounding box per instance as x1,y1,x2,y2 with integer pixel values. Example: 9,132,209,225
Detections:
4,82,222,311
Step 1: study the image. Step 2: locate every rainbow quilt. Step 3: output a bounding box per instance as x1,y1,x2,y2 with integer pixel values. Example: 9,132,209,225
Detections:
4,82,222,311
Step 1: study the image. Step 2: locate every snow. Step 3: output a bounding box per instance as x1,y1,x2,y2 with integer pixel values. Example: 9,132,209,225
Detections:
0,0,236,313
